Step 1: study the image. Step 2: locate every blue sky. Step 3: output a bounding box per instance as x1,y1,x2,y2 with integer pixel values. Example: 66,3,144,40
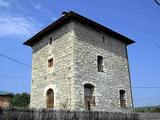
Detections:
0,0,160,107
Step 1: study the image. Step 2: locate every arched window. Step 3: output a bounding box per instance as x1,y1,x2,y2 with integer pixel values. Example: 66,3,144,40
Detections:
84,84,95,111
97,56,103,72
46,89,54,108
119,90,126,108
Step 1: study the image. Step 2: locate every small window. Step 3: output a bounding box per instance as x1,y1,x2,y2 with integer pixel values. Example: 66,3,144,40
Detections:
102,36,105,43
97,56,103,72
119,90,126,108
49,37,52,45
48,58,53,68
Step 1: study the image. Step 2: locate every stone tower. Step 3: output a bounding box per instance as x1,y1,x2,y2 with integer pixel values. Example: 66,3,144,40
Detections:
24,11,135,112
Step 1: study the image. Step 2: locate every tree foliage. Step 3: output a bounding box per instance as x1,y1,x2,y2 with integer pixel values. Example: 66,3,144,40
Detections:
135,106,160,113
10,93,30,107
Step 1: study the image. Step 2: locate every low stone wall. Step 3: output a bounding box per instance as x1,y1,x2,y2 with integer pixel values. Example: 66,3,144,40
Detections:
0,107,160,120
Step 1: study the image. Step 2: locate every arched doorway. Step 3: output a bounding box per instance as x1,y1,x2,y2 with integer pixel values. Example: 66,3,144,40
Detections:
84,84,95,111
46,89,54,108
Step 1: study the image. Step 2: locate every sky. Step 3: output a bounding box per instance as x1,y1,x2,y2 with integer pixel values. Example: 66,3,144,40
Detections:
0,0,160,107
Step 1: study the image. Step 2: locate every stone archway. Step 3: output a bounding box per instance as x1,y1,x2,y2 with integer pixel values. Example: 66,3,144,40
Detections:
46,88,54,108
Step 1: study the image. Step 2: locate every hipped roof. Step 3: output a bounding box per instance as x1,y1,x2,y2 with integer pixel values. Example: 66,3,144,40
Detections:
24,11,135,46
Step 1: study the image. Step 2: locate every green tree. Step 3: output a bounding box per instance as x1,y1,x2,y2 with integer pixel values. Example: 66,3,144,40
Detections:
10,93,30,107
152,107,160,113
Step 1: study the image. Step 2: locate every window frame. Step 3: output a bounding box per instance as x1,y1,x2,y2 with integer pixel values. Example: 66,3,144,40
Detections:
97,56,104,72
84,84,95,111
102,36,105,43
119,90,126,108
49,37,53,45
48,58,53,68
46,88,54,108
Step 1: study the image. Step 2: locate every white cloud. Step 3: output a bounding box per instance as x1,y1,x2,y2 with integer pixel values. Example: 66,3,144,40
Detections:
0,15,42,38
0,0,10,8
32,4,41,10
32,3,54,19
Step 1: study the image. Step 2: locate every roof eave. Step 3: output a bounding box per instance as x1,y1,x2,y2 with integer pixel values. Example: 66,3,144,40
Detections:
23,11,135,46
23,14,72,46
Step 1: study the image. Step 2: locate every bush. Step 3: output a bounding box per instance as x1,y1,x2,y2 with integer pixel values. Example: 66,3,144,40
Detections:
10,93,30,107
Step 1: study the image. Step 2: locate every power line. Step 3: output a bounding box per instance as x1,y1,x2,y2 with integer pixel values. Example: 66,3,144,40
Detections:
0,75,160,88
134,96,160,101
155,0,160,6
132,87,160,89
0,53,159,89
0,75,30,80
0,52,32,69
132,80,160,83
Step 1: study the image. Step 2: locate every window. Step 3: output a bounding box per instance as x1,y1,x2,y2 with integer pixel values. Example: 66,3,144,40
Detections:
102,36,105,43
84,84,95,111
49,37,52,45
97,56,103,72
119,90,126,108
46,89,54,108
48,58,53,68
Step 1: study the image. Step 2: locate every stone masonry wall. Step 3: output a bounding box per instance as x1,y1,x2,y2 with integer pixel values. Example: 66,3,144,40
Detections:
30,22,75,110
72,21,133,112
30,20,133,112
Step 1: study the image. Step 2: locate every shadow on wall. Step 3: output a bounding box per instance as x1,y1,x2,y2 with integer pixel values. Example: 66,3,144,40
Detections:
74,23,128,59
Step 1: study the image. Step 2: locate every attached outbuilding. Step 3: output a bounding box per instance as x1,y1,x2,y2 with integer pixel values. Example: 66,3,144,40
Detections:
0,91,13,108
